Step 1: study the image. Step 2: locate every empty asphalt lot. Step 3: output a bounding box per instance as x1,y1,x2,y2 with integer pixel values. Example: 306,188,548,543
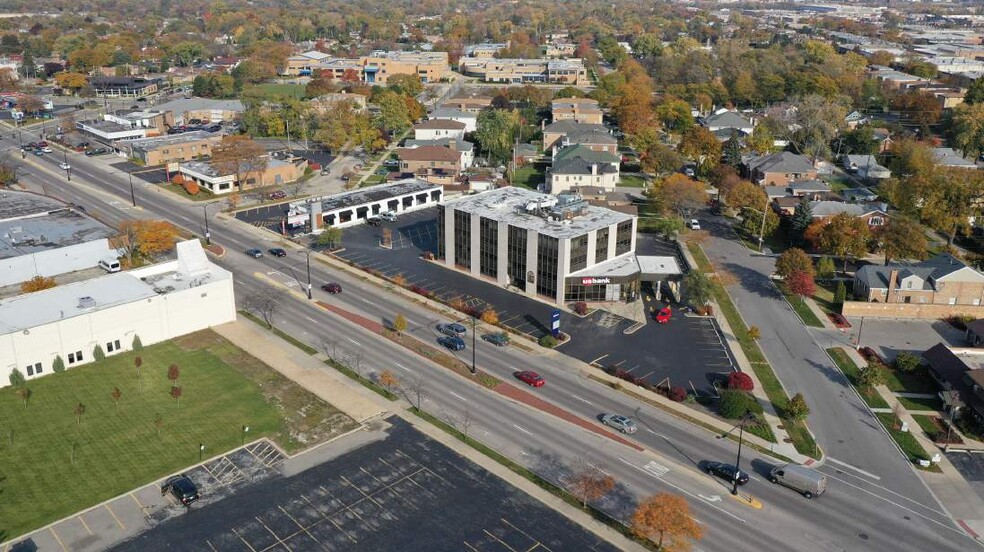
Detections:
109,418,616,552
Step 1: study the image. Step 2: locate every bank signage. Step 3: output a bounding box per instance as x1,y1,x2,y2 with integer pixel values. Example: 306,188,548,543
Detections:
581,277,611,286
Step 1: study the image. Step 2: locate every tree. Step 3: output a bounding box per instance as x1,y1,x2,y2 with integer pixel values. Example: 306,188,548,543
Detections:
388,74,423,97
815,213,871,272
678,126,721,177
648,216,685,240
724,180,766,212
727,371,754,391
132,334,143,350
895,352,923,373
789,197,813,245
481,309,499,325
211,135,268,192
17,387,31,408
112,220,178,265
950,102,984,159
243,288,285,329
93,344,105,361
892,90,941,137
635,133,683,176
170,385,183,404
658,174,708,219
167,364,180,384
631,493,702,551
18,95,46,116
378,369,399,393
771,95,847,162
475,108,520,165
313,227,343,250
153,413,164,439
747,326,761,341
21,275,56,293
775,248,815,281
52,355,65,373
566,458,616,509
784,270,816,302
840,126,879,156
305,75,338,98
8,367,25,387
373,89,413,135
966,75,984,105
722,131,744,167
53,71,88,92
110,386,122,409
834,280,847,304
817,257,836,281
683,270,712,308
785,393,810,421
876,216,928,264
858,362,886,389
920,168,984,246
393,313,408,336
74,402,86,426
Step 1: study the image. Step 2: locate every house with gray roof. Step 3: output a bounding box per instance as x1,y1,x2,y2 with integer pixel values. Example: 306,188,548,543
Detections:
542,120,609,150
933,147,978,169
854,253,984,306
743,151,817,186
549,145,620,194
843,155,892,180
809,200,889,227
701,109,755,138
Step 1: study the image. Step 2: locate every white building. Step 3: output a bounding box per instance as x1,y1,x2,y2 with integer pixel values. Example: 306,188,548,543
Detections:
413,119,467,141
438,187,639,306
75,119,146,141
0,240,236,386
178,160,237,194
430,108,477,133
286,178,443,231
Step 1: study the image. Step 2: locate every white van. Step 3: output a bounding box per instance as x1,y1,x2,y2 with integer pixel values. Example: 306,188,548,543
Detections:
98,257,121,273
769,463,827,498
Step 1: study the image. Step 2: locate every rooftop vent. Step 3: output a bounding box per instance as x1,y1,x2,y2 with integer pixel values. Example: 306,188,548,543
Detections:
78,296,96,309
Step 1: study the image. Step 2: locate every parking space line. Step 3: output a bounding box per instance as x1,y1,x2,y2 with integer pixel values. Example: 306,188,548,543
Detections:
483,528,520,552
48,527,68,552
278,504,320,543
231,527,258,552
590,354,609,365
77,513,93,535
105,503,125,529
500,518,552,552
205,540,219,551
464,542,481,552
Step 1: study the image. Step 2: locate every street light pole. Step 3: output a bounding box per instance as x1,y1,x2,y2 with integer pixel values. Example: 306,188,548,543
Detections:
241,425,250,446
757,193,769,252
733,410,751,496
944,408,956,453
127,170,136,207
63,150,70,182
202,201,219,245
198,443,205,462
471,316,477,374
304,251,312,300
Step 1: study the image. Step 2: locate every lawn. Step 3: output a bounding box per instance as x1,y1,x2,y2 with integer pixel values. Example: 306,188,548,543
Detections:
511,164,545,190
826,347,890,409
874,412,940,471
883,368,939,395
253,82,306,99
897,395,941,411
619,174,649,188
813,282,840,315
911,414,944,439
782,292,824,328
0,330,356,537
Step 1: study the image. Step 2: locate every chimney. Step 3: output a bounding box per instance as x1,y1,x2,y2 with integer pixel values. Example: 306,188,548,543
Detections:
887,269,899,302
591,163,597,176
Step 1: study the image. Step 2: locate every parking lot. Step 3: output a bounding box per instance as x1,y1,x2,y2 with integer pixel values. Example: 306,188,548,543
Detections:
235,202,293,231
7,440,286,552
947,451,984,504
109,418,616,552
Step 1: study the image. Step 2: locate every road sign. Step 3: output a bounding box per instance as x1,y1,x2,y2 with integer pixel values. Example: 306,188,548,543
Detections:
551,309,561,337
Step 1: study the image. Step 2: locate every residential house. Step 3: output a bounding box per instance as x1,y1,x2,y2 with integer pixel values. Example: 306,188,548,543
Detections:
178,155,308,195
965,319,984,347
551,127,617,156
854,253,984,305
541,120,609,151
122,131,220,166
396,145,463,185
788,179,831,197
440,96,492,113
702,109,755,140
809,200,889,227
840,187,880,203
922,343,984,424
743,151,817,186
513,143,539,166
872,128,893,153
548,145,620,194
844,110,870,129
413,119,467,141
843,155,892,180
430,109,477,133
89,76,162,98
933,147,978,169
403,137,474,169
551,98,603,125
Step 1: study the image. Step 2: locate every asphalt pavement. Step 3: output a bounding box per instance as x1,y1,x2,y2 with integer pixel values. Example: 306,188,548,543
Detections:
8,142,981,551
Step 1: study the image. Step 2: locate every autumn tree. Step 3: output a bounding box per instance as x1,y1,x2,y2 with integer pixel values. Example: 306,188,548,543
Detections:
314,99,375,153
54,71,88,93
378,369,400,393
875,216,928,264
784,270,816,302
785,393,811,421
771,94,848,162
566,458,616,509
633,130,683,176
724,180,766,212
951,102,984,160
211,135,268,192
966,75,984,105
18,95,46,116
475,108,520,165
815,213,872,272
481,309,499,325
393,313,408,336
892,90,941,137
657,174,708,219
110,386,122,409
167,364,180,385
631,493,702,551
372,89,414,135
17,387,31,408
170,385,183,404
677,126,721,177
305,74,338,98
775,248,815,281
112,220,178,265
74,402,86,426
21,275,56,293
920,168,984,246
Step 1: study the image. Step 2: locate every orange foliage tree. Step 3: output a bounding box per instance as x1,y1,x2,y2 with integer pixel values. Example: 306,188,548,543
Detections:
631,493,702,551
113,220,179,264
21,275,57,293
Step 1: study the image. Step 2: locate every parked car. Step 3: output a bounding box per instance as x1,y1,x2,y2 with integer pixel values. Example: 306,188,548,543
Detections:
268,248,287,257
341,173,351,181
366,216,382,226
379,211,397,222
704,462,749,486
161,474,200,506
268,190,287,200
683,167,696,177
41,146,52,153
34,150,44,156
59,162,71,170
207,124,221,132
437,322,467,337
437,335,466,351
85,147,108,156
656,307,672,324
689,219,701,230
515,370,545,387
383,159,399,167
321,282,342,294
601,413,638,434
482,332,510,347
321,167,331,175
245,248,263,258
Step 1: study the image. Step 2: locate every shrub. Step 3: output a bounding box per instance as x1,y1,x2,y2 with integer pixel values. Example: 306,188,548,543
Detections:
92,344,105,361
132,334,143,350
784,392,810,421
719,390,762,419
182,181,200,195
669,386,687,402
539,334,558,348
727,371,755,391
817,256,836,280
21,275,57,293
52,355,65,373
858,362,887,388
834,280,846,304
573,301,588,315
171,174,185,185
8,367,25,386
894,352,922,373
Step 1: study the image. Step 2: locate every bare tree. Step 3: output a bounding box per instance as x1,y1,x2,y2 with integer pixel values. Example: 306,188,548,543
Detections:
285,177,306,198
399,377,426,411
566,457,616,509
347,350,366,377
443,408,474,438
211,135,268,193
242,288,286,328
321,337,339,361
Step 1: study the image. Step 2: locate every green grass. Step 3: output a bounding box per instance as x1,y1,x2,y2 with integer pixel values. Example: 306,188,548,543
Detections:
0,330,356,537
875,412,940,471
824,176,854,192
782,292,824,328
511,165,545,190
239,311,318,355
813,282,840,315
687,242,818,458
619,174,649,188
882,368,939,395
897,395,941,411
826,347,891,409
159,181,216,202
254,82,306,99
911,414,943,437
361,174,387,186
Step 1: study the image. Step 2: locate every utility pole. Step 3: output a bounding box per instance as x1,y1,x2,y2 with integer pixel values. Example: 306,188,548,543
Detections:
127,170,136,207
758,193,769,252
470,316,477,374
303,251,313,299
732,410,752,496
285,118,292,154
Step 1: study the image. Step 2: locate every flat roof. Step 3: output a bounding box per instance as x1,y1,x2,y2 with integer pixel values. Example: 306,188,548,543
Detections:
0,241,230,334
129,131,217,150
442,187,634,240
569,253,640,278
0,192,115,260
154,98,245,113
300,178,439,214
82,120,137,132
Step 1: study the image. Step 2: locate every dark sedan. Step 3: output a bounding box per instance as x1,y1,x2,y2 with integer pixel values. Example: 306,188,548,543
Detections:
705,462,749,486
321,282,342,294
161,474,200,506
268,248,287,257
437,335,465,351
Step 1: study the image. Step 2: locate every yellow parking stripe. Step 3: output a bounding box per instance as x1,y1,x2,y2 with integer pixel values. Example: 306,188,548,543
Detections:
78,514,93,535
48,527,68,552
105,504,125,529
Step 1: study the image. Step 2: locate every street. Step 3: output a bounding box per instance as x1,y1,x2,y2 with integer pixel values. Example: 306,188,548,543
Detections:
7,140,979,552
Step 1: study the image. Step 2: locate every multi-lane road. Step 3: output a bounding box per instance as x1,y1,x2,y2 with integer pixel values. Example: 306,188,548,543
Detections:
11,138,978,552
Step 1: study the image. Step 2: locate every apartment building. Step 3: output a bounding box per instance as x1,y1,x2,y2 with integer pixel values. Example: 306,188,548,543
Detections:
459,58,589,86
551,98,603,125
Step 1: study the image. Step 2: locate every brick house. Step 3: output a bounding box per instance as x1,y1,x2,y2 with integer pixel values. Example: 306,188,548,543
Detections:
396,146,462,185
742,151,817,186
541,120,609,151
808,200,889,228
853,253,984,306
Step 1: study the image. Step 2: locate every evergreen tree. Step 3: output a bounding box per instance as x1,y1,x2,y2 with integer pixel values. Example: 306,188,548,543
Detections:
19,49,34,79
722,131,743,167
966,75,984,105
789,197,813,244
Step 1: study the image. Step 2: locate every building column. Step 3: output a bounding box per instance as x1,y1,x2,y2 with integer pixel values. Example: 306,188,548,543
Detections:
586,229,598,267
496,220,509,286
556,237,571,306
469,214,481,276
526,230,538,300
443,206,455,268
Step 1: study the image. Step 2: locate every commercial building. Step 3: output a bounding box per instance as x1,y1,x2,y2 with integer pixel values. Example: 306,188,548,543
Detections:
88,76,162,98
437,187,639,306
309,93,367,113
75,119,147,142
154,98,244,124
282,50,450,84
0,240,236,387
178,155,307,195
463,43,509,58
286,179,442,231
123,131,220,166
459,58,589,86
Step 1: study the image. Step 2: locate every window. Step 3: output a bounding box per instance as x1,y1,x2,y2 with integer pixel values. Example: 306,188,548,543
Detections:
479,217,498,277
949,297,957,305
536,234,559,298
436,205,446,259
454,210,471,269
507,225,527,290
68,352,75,363
906,281,912,289
33,362,42,374
570,234,588,273
615,220,632,256
26,364,33,376
596,228,609,263
107,340,121,353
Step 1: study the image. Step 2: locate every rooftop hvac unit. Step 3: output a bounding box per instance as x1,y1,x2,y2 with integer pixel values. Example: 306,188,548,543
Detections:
78,296,96,309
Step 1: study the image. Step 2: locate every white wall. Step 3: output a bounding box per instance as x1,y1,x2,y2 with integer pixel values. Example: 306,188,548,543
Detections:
0,239,112,287
415,127,466,141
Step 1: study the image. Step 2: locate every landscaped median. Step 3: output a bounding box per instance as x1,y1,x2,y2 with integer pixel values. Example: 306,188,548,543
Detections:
686,242,819,459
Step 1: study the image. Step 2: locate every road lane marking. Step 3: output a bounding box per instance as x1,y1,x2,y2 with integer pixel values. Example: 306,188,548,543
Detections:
617,457,745,523
827,457,881,481
570,394,592,405
304,316,318,324
449,391,467,401
512,424,534,436
347,338,361,346
396,362,411,372
698,494,722,502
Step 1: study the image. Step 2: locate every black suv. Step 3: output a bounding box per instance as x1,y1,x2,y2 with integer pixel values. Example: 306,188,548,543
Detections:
161,474,200,506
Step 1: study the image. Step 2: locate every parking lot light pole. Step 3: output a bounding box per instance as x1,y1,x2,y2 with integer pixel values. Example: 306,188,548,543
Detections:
203,201,220,245
733,410,752,496
471,316,477,374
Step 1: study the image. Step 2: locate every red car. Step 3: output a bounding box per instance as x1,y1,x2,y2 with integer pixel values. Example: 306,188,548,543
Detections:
656,307,672,324
321,282,342,294
515,371,545,387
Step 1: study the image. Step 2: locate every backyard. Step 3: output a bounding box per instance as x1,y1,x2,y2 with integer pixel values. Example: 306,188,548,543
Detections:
253,82,307,99
0,330,356,537
511,164,545,190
